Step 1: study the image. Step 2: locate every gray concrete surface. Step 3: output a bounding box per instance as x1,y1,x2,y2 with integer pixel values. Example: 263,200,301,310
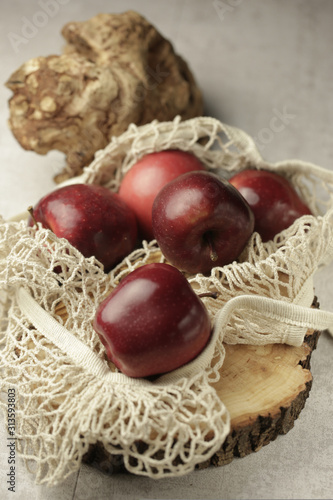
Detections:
0,1,332,498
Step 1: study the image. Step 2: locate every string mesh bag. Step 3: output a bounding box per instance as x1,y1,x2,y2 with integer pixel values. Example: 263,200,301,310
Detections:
1,115,333,486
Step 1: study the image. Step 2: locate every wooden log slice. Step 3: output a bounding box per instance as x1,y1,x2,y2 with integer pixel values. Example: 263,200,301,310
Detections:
198,325,320,469
83,301,321,475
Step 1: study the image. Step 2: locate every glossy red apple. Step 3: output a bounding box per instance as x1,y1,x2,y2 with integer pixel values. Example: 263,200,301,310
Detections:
118,150,206,241
152,171,255,275
229,169,312,242
93,263,211,378
28,183,138,272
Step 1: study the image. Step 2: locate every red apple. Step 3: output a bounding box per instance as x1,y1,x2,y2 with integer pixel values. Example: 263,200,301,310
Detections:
93,263,211,378
229,169,312,242
28,183,138,272
152,171,255,275
118,150,206,241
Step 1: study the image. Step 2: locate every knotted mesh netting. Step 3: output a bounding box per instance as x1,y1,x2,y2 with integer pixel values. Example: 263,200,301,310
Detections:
1,116,333,485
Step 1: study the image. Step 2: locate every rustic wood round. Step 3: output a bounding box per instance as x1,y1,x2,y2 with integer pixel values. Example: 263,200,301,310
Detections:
82,300,320,475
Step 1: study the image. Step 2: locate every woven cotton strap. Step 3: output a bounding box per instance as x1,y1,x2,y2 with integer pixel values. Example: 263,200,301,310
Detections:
16,286,333,387
16,287,153,387
215,294,333,345
16,287,222,386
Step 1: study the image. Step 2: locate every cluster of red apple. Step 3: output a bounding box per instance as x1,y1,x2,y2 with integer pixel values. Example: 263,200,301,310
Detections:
28,149,311,378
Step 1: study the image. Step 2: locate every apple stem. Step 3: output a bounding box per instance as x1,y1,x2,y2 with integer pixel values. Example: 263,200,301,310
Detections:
198,291,219,299
28,206,38,228
205,232,218,262
210,248,218,262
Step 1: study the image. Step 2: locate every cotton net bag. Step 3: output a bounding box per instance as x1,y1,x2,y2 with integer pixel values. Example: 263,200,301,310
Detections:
1,116,333,486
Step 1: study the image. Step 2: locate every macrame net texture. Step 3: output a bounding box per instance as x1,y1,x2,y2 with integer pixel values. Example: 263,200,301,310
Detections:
1,116,333,486
0,219,230,483
79,116,333,219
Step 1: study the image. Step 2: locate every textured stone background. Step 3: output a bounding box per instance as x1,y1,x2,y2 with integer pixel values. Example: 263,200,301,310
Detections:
0,1,332,499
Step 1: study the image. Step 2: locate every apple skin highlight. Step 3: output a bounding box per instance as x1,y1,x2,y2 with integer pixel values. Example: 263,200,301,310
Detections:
93,263,211,378
28,183,138,272
152,171,255,275
229,169,312,242
118,150,206,241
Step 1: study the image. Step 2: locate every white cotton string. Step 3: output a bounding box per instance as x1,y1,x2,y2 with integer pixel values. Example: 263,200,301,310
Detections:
2,116,333,485
214,294,333,347
16,287,110,378
16,287,155,387
16,286,223,386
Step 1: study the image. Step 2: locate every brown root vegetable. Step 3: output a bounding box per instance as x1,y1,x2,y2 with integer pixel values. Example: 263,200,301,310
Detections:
6,11,203,182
